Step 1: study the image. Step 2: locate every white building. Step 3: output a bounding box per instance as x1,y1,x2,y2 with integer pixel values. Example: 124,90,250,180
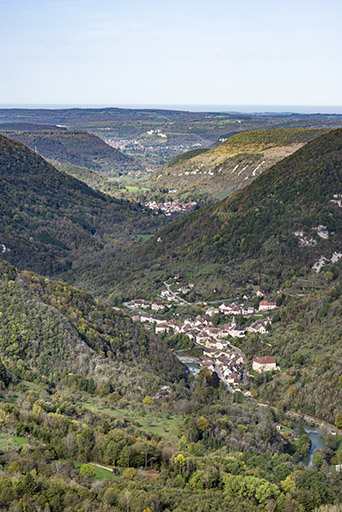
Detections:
252,356,277,372
219,303,241,315
258,301,277,311
155,324,171,334
247,319,269,334
151,301,165,312
206,307,220,317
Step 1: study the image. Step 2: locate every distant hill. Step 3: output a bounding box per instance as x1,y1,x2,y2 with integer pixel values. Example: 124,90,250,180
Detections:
0,135,162,275
152,128,329,200
0,122,65,131
0,123,139,176
0,260,185,390
1,107,342,170
141,128,342,290
72,129,342,300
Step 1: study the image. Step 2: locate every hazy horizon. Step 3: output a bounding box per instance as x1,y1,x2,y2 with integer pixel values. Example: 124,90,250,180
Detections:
1,104,342,115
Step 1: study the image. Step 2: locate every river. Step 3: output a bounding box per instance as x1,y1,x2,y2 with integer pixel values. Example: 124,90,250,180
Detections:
176,355,201,376
302,425,325,467
179,357,326,465
184,362,200,375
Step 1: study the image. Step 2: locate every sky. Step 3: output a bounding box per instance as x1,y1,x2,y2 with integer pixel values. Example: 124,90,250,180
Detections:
0,0,341,108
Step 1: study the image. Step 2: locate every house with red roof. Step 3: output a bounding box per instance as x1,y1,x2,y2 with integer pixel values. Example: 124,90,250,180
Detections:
258,301,277,311
252,356,277,372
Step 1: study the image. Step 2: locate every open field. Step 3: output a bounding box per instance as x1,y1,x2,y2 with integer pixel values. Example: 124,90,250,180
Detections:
80,401,183,443
73,461,115,481
0,434,28,451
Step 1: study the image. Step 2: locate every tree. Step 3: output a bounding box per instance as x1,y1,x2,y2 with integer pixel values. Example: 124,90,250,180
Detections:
22,473,39,495
174,453,186,474
0,359,9,387
143,395,153,405
103,487,119,506
80,464,96,478
297,433,311,457
334,414,342,429
196,416,210,433
189,469,206,490
281,475,296,492
123,467,136,480
224,474,280,504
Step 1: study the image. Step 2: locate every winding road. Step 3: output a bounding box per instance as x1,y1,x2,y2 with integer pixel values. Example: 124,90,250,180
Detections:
162,281,192,305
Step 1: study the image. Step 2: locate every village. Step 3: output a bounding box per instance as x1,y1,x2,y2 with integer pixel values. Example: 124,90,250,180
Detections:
125,274,279,392
104,136,203,168
142,200,198,215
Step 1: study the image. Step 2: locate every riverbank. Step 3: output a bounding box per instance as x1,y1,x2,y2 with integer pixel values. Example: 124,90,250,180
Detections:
284,410,342,436
176,355,200,364
257,403,342,436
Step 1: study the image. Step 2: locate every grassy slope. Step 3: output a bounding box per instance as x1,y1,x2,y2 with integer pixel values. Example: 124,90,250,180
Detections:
153,128,329,199
80,400,183,444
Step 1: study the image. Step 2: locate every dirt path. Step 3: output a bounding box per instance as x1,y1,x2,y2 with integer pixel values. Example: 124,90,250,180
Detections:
89,462,113,472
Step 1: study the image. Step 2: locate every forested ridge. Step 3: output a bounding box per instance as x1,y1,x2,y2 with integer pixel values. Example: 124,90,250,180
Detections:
0,135,164,275
141,129,342,287
0,260,185,390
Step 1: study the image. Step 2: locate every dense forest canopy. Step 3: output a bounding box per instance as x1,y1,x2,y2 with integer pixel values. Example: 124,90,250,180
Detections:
0,135,165,275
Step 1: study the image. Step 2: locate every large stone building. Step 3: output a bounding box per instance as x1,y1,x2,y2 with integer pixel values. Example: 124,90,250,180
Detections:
252,356,277,372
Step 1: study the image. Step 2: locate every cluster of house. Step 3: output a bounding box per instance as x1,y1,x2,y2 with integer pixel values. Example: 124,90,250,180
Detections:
160,289,176,302
146,129,167,138
106,137,200,158
133,312,246,340
133,306,274,345
206,300,277,318
142,201,197,215
130,297,278,387
128,299,166,311
106,138,158,153
161,284,194,301
198,353,278,389
199,347,244,387
131,298,278,342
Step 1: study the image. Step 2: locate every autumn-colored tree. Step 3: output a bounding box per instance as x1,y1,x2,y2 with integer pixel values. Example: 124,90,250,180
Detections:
334,414,342,429
123,467,136,480
143,395,153,405
196,416,210,432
